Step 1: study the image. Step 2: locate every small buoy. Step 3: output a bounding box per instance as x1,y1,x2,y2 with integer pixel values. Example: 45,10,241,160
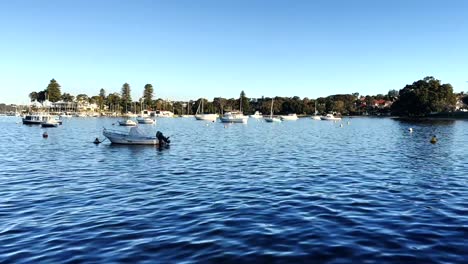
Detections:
93,138,101,144
347,121,350,125
340,124,343,128
206,123,209,126
42,132,48,138
430,135,437,144
409,128,413,133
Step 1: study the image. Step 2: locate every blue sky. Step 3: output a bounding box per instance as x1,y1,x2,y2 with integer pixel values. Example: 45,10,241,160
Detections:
0,0,467,104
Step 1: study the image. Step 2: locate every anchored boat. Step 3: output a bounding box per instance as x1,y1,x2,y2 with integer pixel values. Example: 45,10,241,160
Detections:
103,127,170,145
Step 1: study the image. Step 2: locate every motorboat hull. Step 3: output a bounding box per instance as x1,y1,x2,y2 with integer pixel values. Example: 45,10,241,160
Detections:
103,130,162,145
22,120,42,125
41,122,58,128
220,117,248,123
118,120,137,126
280,114,298,121
195,114,217,121
265,117,281,123
320,117,342,121
137,118,155,124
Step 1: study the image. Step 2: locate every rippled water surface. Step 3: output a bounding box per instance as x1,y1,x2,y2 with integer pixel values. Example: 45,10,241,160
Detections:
1,116,467,263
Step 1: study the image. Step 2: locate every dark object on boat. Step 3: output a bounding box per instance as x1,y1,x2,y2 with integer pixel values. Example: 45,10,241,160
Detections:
156,131,171,145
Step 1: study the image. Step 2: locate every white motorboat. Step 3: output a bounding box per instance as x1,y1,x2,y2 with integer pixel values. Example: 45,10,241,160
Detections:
74,113,87,117
41,117,59,128
320,114,342,121
23,113,49,125
103,127,170,145
280,113,298,121
155,110,174,118
137,117,155,124
60,112,73,118
265,99,281,123
249,111,263,119
118,119,137,126
220,95,249,124
220,111,248,123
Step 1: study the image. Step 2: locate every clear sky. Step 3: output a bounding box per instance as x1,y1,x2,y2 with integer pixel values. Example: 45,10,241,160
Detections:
0,0,467,104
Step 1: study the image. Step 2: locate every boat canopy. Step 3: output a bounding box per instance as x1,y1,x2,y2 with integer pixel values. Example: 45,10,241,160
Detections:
129,127,146,137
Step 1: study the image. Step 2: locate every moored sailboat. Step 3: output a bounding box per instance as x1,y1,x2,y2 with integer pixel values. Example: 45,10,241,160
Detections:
265,99,281,123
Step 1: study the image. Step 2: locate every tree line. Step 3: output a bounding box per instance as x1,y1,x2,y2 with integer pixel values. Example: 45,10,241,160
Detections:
28,77,466,116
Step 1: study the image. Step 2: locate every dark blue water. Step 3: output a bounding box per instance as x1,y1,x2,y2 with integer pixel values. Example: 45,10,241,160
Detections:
1,116,467,263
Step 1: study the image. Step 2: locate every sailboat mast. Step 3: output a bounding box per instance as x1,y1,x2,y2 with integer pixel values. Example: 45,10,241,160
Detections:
240,96,242,113
270,99,274,118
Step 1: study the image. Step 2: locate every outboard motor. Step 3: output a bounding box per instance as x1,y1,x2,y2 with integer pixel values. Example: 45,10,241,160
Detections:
156,131,171,145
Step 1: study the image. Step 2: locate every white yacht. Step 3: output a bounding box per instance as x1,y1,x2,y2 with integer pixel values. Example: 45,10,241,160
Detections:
137,117,155,124
249,111,263,119
41,116,60,127
220,95,249,124
320,114,342,121
118,119,137,126
23,113,49,125
60,112,73,118
280,113,299,121
220,111,248,123
155,110,174,118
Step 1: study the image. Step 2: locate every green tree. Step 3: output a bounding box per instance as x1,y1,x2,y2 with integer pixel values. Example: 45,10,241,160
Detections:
61,93,74,102
99,88,106,98
121,83,131,103
462,95,468,106
391,76,456,116
387,89,398,99
37,91,47,102
143,84,154,107
240,90,250,113
107,93,121,112
29,92,38,101
333,100,345,114
76,94,89,102
98,89,106,110
45,79,61,102
121,83,131,111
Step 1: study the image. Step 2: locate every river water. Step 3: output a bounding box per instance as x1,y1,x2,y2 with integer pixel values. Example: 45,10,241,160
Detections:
0,116,467,263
